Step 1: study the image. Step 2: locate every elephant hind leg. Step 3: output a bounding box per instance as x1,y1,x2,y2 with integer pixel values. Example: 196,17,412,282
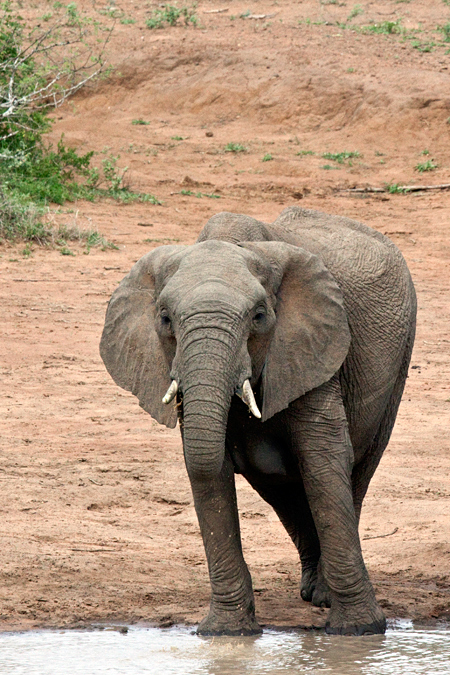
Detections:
243,477,330,606
352,326,415,522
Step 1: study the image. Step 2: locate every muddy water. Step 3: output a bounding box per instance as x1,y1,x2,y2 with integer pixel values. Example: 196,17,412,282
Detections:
0,621,448,675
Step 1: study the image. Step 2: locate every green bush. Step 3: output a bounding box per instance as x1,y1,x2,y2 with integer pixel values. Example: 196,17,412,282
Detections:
0,2,159,245
146,4,198,29
0,2,110,148
0,187,46,242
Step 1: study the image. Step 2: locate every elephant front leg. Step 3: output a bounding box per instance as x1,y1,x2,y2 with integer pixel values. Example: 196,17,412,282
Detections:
243,476,330,606
291,380,386,635
189,452,261,636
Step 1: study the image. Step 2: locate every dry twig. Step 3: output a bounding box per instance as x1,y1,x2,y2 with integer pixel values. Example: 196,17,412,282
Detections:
243,13,278,20
363,527,398,540
341,184,450,194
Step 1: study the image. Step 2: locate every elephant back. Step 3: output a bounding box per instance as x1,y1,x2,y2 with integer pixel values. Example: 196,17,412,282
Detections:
272,206,417,454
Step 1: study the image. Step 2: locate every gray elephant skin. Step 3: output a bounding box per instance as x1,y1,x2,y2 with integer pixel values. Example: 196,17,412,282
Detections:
100,206,416,636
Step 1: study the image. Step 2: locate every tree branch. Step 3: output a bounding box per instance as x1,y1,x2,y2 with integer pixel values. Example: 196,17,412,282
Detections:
0,5,114,140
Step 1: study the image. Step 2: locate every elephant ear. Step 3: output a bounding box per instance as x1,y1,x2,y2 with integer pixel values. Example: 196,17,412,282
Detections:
242,241,351,422
100,245,184,429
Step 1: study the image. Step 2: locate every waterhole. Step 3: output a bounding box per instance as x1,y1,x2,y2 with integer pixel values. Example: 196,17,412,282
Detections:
0,621,448,675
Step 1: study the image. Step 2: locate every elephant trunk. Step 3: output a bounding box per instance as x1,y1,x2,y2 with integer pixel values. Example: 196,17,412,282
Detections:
179,323,239,482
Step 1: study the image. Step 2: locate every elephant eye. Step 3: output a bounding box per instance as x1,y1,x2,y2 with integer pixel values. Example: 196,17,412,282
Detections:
253,310,266,323
160,310,171,327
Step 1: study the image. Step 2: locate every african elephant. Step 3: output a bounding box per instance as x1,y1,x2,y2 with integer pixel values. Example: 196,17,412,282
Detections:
100,206,416,636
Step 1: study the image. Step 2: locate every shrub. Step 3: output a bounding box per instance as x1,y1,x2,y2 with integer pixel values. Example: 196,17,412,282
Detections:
146,4,198,29
0,3,159,246
0,185,118,251
0,1,111,147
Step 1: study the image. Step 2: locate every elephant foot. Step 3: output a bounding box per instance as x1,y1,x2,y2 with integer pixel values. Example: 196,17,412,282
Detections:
197,597,262,636
300,567,317,602
301,563,331,608
325,600,386,636
197,611,262,636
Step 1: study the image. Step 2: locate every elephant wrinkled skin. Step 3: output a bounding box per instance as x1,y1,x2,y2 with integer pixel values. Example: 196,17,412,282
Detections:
100,206,416,636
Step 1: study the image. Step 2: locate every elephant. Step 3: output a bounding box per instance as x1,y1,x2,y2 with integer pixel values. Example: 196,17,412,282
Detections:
100,206,416,637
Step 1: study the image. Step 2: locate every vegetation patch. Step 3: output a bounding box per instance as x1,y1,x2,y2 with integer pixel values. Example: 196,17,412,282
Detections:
384,183,409,194
437,22,450,42
0,2,159,249
145,4,198,29
360,20,403,35
180,189,220,199
415,159,438,173
411,40,435,52
0,187,117,253
224,142,247,153
322,151,361,165
347,4,363,21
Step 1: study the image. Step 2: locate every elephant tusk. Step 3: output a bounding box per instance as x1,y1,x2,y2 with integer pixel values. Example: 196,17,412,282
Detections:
162,380,178,404
237,379,262,419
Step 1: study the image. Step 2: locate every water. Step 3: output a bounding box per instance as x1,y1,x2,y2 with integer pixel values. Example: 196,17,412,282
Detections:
0,621,448,675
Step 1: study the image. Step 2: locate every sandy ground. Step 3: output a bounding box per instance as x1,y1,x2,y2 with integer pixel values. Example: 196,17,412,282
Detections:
0,0,449,630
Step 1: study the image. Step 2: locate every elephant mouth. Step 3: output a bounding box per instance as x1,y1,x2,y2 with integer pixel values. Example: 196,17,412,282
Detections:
162,378,261,419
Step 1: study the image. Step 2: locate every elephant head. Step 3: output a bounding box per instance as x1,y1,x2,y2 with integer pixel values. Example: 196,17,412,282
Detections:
100,230,351,481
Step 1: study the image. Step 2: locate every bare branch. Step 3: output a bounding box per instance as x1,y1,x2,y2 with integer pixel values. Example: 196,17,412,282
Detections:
340,184,450,194
0,4,114,142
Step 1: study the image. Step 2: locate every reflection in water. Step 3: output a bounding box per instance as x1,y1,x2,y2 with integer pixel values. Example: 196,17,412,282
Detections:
0,623,448,675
